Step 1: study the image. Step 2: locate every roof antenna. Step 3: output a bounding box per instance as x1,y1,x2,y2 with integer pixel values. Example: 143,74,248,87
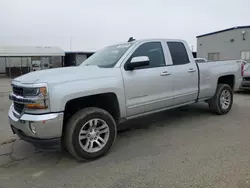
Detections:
128,37,135,42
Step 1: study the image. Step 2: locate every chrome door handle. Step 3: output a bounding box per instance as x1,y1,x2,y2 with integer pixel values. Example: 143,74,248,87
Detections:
160,71,171,76
188,68,196,73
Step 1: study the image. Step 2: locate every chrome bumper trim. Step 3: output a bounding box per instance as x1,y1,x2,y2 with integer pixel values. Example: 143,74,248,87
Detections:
240,80,250,89
9,104,64,139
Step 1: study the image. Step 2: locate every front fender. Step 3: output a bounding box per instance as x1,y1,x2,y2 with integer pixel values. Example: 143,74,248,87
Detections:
49,77,126,118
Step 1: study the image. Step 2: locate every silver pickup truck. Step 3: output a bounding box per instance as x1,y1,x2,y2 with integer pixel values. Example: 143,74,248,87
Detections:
8,39,243,160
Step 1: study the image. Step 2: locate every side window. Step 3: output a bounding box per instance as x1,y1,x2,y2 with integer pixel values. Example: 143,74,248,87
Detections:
127,42,166,69
167,42,190,65
208,53,220,61
241,51,250,60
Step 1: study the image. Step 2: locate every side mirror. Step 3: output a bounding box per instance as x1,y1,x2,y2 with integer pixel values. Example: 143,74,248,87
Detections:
127,56,150,70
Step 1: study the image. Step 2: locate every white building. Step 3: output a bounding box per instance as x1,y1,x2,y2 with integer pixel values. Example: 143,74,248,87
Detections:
197,26,250,62
0,46,65,77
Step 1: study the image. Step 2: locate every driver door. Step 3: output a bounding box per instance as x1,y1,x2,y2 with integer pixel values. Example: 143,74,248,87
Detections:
121,41,175,117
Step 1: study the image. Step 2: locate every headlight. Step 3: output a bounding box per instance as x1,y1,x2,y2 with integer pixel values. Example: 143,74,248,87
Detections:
23,88,39,96
38,87,48,97
23,87,47,97
25,87,49,110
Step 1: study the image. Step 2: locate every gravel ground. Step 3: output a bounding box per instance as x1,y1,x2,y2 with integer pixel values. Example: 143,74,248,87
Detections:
1,77,250,188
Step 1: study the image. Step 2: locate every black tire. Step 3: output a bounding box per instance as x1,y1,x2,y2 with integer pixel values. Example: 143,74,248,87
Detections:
208,84,233,115
64,107,117,161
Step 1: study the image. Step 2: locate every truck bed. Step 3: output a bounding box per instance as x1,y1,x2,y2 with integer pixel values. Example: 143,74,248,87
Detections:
197,60,242,100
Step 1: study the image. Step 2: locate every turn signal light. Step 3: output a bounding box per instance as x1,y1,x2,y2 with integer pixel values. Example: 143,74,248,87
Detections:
26,103,48,109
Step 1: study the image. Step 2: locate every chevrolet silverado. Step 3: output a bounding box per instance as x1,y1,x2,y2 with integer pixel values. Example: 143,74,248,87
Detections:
8,39,243,160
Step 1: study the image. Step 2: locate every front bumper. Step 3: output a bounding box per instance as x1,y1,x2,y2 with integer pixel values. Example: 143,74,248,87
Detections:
11,126,61,150
8,104,64,150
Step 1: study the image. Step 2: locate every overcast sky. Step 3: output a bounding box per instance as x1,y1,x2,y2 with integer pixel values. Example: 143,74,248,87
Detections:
0,0,250,52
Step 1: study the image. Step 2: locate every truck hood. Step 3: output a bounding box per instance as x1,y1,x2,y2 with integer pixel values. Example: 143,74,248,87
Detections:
13,66,119,84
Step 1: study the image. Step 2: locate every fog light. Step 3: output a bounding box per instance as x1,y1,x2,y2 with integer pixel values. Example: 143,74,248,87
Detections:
29,122,36,134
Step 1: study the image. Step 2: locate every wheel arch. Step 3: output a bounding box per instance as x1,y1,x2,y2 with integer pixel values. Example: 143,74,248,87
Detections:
217,74,235,89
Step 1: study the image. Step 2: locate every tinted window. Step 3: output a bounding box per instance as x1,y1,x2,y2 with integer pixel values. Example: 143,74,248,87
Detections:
127,42,165,69
167,42,190,65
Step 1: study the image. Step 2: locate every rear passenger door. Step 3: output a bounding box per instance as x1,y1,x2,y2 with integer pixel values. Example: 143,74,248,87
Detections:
166,41,198,105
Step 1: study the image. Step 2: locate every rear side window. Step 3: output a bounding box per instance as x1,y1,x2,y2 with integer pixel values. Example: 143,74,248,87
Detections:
167,42,190,65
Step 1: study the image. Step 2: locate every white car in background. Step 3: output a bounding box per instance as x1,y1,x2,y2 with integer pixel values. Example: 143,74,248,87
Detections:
240,60,250,89
194,58,207,63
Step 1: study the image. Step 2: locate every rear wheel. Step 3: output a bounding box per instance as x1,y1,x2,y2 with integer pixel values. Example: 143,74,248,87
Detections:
208,84,233,115
64,107,117,161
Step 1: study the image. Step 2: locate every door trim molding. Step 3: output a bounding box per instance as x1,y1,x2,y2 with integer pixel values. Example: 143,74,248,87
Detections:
174,91,198,98
127,96,174,109
126,101,195,120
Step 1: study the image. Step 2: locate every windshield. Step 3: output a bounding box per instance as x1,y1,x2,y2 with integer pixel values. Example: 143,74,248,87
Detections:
80,43,133,68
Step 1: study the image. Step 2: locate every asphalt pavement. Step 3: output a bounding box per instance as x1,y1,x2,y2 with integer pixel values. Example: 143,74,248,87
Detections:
1,78,250,188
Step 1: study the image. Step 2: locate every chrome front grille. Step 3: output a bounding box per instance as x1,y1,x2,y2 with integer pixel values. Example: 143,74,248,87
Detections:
12,85,24,96
12,85,25,114
13,102,24,114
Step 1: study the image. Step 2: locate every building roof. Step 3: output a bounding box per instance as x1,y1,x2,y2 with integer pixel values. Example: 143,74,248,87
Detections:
65,51,95,54
0,46,65,57
196,25,250,38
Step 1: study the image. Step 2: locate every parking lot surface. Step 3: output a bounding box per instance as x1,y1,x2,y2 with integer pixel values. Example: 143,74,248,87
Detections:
1,78,250,188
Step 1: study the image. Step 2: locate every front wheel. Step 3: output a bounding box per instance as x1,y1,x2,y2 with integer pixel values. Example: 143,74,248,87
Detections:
208,84,233,115
64,107,117,161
